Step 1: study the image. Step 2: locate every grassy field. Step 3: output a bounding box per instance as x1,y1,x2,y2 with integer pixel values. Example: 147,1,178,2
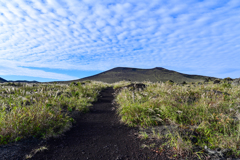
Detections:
1,78,240,158
114,80,240,157
0,81,109,145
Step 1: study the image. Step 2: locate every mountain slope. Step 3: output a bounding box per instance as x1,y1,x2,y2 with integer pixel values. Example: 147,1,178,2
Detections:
0,77,7,83
8,80,38,83
0,77,38,83
72,67,217,83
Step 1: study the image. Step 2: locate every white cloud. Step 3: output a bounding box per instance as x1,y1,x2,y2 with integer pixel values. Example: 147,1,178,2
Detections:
0,60,78,80
0,0,239,80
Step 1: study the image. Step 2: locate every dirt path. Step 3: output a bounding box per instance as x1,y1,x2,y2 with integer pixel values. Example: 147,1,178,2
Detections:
29,87,167,160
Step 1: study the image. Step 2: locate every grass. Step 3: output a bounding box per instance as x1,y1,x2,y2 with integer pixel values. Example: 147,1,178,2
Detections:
0,81,109,145
115,80,240,157
1,78,239,157
139,131,149,140
25,146,48,159
113,80,132,90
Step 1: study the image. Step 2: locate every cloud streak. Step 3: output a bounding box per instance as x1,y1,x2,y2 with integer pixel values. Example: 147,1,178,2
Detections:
0,60,78,80
0,0,240,80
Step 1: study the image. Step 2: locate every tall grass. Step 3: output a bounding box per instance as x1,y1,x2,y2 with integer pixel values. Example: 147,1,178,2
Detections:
115,81,240,156
112,80,132,90
0,81,108,145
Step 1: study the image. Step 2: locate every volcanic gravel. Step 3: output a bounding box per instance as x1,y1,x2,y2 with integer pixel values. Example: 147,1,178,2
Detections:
4,87,225,160
23,87,169,160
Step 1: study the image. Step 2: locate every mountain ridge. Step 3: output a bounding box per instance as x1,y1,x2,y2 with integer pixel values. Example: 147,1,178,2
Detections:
0,77,38,83
1,67,219,83
69,67,218,83
0,77,7,83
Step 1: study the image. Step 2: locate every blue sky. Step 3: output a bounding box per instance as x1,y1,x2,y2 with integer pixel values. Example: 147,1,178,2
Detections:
0,0,240,82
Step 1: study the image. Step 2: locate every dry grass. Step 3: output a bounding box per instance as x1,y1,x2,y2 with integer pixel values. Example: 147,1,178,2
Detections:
0,81,109,145
115,81,240,156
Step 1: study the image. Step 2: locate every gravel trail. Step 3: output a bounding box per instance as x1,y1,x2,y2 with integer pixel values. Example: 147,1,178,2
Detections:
29,87,166,160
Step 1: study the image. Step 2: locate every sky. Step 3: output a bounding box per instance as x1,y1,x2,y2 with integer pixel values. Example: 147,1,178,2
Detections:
0,0,240,82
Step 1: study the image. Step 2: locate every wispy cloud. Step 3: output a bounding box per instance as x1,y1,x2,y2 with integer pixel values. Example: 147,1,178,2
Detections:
0,0,240,80
0,60,78,80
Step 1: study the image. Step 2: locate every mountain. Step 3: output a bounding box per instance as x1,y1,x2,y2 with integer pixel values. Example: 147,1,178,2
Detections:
0,77,38,83
8,80,38,83
0,77,7,83
70,67,217,83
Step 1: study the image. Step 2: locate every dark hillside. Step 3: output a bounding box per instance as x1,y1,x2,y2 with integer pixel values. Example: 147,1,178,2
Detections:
8,80,38,83
0,77,7,83
69,67,217,83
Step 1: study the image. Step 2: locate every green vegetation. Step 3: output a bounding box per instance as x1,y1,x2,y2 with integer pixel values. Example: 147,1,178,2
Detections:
115,80,240,157
1,76,239,158
0,81,109,145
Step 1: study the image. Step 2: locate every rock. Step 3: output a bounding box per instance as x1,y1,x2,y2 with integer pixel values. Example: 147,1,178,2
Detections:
213,79,221,84
232,116,240,123
213,90,230,96
25,84,34,87
71,82,79,86
176,83,183,86
166,80,174,83
61,92,71,98
224,77,233,82
115,155,125,160
204,146,232,158
124,83,146,91
176,110,183,114
205,90,230,96
180,81,187,85
182,81,187,84
2,90,7,94
55,91,63,97
232,78,240,86
22,97,31,106
139,125,179,138
204,78,211,83
26,91,31,95
18,96,31,105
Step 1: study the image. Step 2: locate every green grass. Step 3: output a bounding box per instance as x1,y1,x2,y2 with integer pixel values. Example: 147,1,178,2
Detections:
0,81,109,145
1,79,239,157
115,81,240,157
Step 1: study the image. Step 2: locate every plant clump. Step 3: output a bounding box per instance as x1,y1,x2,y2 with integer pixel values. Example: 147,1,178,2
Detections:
0,81,109,145
115,80,240,158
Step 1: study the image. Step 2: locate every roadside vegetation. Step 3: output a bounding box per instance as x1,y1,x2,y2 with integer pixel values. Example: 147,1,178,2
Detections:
1,77,240,158
113,80,132,90
115,80,240,158
0,81,109,145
